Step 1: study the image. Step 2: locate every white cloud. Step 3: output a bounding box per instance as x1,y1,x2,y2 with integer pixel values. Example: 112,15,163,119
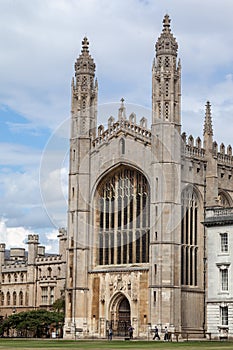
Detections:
0,0,232,130
0,219,29,248
0,0,233,248
0,219,59,253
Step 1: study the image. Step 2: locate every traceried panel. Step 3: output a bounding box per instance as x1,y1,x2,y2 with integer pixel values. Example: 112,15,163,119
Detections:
181,188,199,286
96,167,150,265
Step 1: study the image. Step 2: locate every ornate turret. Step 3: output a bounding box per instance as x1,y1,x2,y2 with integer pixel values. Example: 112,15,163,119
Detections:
155,14,178,57
74,37,96,78
152,15,181,127
150,15,182,330
71,37,98,138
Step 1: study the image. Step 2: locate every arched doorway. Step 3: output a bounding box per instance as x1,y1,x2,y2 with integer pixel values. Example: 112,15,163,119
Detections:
117,298,131,336
109,294,131,336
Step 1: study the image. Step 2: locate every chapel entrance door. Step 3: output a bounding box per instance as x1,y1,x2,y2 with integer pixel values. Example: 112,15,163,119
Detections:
117,297,131,336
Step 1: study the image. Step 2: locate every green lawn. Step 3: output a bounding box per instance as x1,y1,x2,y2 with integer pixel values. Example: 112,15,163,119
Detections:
0,340,233,350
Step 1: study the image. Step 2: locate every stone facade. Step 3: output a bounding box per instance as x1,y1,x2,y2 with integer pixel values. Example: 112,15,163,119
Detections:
63,15,233,339
204,207,233,339
0,229,67,320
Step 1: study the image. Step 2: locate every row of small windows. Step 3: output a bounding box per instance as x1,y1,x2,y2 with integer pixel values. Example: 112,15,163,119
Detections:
0,291,28,306
2,272,25,283
38,267,61,279
157,56,176,68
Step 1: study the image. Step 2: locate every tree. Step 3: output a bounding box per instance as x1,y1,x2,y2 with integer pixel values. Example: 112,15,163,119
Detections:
52,297,65,313
0,309,64,338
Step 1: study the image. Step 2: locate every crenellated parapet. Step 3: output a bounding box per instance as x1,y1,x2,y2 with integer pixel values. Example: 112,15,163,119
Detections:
181,131,233,166
212,141,233,165
182,132,205,159
92,102,151,149
36,255,62,264
2,264,27,272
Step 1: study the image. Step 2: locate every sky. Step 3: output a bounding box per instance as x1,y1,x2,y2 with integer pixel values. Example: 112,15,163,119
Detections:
0,0,233,252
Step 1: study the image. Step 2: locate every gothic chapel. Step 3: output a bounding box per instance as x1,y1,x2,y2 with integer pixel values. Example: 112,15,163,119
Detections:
64,15,233,338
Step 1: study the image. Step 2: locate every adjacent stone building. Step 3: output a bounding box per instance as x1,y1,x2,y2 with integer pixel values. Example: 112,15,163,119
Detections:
0,229,67,319
204,207,233,339
63,15,233,339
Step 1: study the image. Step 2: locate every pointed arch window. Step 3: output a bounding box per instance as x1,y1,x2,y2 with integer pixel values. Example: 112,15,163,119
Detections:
13,291,17,306
96,167,150,265
0,292,4,306
7,292,10,306
19,291,23,306
120,138,125,155
181,188,199,286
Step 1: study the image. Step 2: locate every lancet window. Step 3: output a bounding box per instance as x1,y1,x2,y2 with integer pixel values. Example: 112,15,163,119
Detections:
181,188,199,286
96,167,150,265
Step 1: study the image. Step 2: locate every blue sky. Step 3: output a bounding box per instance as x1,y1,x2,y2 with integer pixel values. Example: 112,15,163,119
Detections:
0,0,233,252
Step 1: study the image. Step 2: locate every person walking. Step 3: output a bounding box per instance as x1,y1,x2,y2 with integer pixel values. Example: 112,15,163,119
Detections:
108,327,113,341
128,325,134,339
164,326,169,341
153,326,160,340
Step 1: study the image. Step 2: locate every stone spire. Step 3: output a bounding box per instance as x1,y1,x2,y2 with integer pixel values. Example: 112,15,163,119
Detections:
203,101,213,136
155,14,178,57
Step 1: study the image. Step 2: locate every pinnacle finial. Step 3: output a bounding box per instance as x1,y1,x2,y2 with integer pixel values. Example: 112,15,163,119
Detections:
155,14,178,57
203,101,213,136
118,98,126,120
163,14,171,33
82,36,89,54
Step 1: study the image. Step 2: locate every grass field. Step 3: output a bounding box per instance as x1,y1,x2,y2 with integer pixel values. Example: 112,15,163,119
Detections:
0,340,233,350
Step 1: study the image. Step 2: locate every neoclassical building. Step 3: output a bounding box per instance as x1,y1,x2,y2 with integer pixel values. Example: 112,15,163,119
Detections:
0,230,67,320
63,15,233,339
204,207,233,339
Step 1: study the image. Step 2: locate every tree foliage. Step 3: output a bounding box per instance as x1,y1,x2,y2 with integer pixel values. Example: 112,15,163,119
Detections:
0,309,64,338
52,297,65,313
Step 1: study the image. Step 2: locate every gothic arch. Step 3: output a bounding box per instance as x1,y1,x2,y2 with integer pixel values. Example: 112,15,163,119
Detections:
181,184,203,207
91,161,151,200
119,138,125,155
218,190,233,207
108,292,131,334
181,185,203,287
94,165,150,266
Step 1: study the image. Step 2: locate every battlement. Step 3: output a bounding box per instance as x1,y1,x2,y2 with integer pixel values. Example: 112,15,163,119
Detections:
27,234,39,243
36,255,62,263
92,114,151,148
182,133,205,159
182,132,233,165
2,263,27,271
212,142,233,165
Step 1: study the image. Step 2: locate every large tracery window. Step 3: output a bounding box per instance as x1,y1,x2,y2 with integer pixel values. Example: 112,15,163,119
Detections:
181,188,199,286
96,167,150,265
